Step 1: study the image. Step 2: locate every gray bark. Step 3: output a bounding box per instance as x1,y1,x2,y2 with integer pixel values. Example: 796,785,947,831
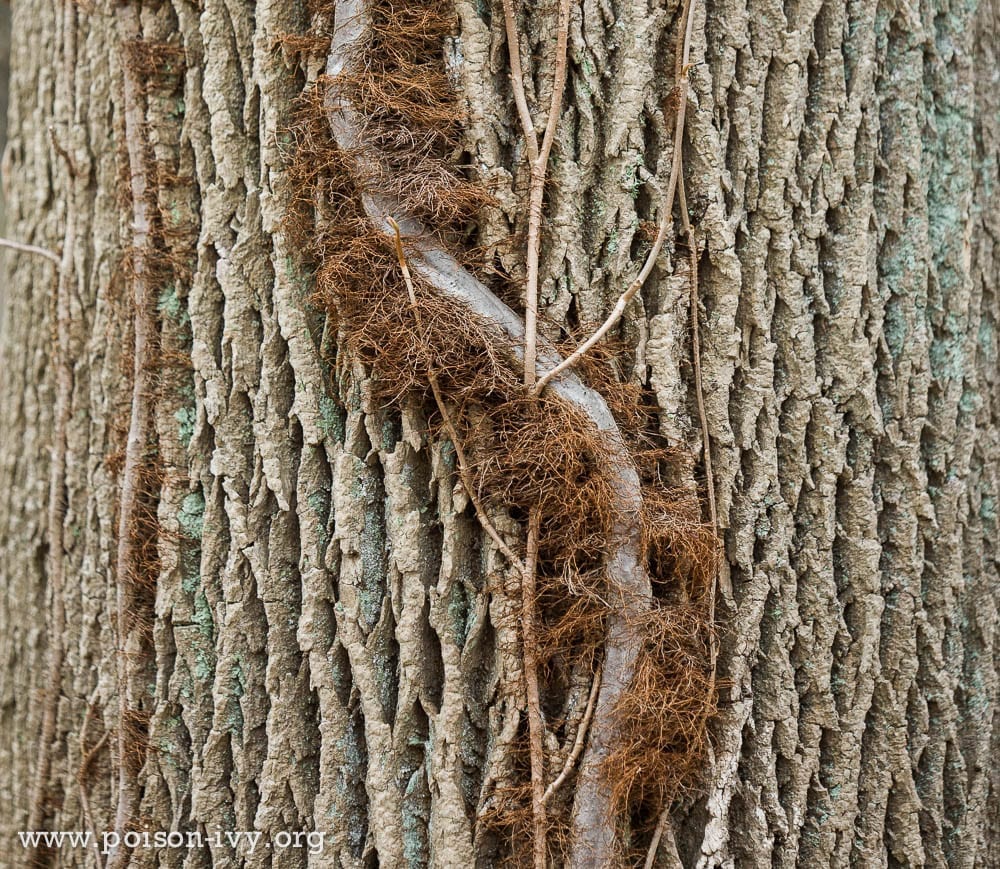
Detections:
0,0,997,866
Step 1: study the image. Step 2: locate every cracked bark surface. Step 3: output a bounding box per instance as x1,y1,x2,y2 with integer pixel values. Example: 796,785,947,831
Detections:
0,0,997,867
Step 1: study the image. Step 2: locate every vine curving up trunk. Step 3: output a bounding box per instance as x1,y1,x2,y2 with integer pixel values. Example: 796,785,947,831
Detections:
325,2,652,862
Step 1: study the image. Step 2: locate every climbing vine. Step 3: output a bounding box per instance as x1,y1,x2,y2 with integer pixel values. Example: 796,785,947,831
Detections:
285,0,719,864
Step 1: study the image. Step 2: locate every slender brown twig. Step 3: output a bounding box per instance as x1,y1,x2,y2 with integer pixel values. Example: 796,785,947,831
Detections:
0,237,61,266
639,3,716,863
644,808,684,869
521,508,547,868
501,0,539,165
523,0,572,388
533,0,696,398
541,663,602,805
644,809,669,869
502,0,573,387
678,154,720,772
678,169,716,534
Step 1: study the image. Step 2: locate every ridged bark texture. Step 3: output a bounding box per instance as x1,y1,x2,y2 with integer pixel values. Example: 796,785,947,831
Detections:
0,0,997,866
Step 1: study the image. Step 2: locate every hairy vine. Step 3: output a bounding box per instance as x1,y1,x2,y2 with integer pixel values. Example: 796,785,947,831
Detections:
286,0,719,863
107,9,162,865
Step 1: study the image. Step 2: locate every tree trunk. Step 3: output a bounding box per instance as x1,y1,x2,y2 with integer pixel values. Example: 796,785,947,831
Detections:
0,0,997,866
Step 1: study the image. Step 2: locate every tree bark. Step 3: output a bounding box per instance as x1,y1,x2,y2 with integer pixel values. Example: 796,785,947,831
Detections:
0,0,997,866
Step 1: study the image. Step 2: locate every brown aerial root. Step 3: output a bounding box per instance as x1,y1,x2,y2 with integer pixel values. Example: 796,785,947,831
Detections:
285,79,491,235
468,396,623,554
641,485,720,601
481,782,570,869
119,36,184,82
281,0,722,862
286,0,492,233
117,706,153,780
317,244,519,406
335,2,460,128
600,604,718,819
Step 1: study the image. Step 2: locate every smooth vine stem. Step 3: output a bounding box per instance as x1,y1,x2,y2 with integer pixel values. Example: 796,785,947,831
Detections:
678,169,717,537
0,236,61,266
675,74,719,663
532,0,696,398
678,157,719,711
501,0,539,165
500,0,539,388
519,0,573,388
541,662,602,805
643,809,685,869
644,809,670,869
522,176,544,389
674,0,719,709
537,0,573,167
522,508,547,869
387,218,525,572
675,0,696,81
678,169,721,869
